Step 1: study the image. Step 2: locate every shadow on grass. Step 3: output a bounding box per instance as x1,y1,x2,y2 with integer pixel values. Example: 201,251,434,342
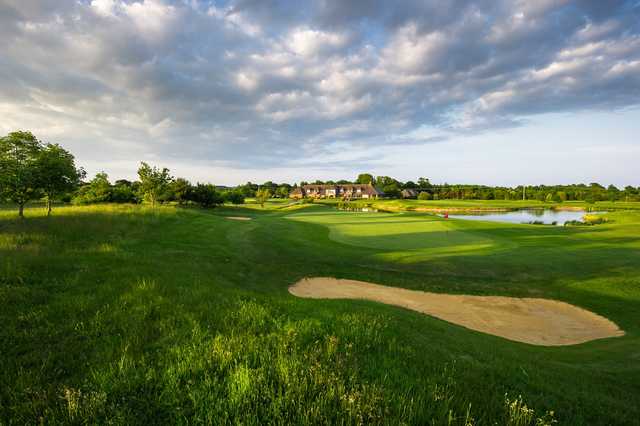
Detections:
1,206,639,424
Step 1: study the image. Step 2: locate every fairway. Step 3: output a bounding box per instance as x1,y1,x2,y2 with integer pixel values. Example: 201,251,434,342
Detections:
1,203,640,424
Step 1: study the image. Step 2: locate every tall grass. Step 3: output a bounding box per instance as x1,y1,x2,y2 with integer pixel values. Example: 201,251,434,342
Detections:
1,204,639,424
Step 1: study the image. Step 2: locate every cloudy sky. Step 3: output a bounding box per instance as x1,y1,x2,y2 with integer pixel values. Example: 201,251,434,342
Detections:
1,0,639,186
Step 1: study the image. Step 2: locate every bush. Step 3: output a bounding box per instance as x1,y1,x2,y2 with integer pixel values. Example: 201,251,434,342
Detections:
584,214,608,225
564,215,609,227
187,183,223,208
223,191,245,205
72,173,112,205
418,192,432,200
111,184,138,203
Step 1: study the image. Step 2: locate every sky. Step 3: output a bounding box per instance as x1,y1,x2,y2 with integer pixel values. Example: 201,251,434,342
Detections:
1,0,639,187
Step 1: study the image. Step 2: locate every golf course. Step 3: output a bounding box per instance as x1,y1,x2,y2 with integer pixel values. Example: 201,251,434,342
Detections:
1,201,639,424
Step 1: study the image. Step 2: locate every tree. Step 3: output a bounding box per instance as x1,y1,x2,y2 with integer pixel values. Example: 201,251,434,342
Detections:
37,143,85,215
417,177,432,189
275,185,291,198
356,173,374,184
137,162,172,207
237,182,257,197
255,188,271,208
382,183,401,198
223,190,245,205
418,191,432,200
111,182,137,203
0,131,43,218
169,178,191,204
73,172,112,205
188,183,222,208
375,175,399,188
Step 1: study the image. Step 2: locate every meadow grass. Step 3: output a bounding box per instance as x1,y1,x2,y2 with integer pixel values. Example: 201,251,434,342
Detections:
1,203,639,424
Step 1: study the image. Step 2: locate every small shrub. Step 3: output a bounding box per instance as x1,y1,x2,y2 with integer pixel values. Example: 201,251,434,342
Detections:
565,215,609,227
583,214,608,225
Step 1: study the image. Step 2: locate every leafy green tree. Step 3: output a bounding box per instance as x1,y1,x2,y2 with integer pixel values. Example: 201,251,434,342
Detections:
73,172,112,205
356,173,374,184
375,176,399,188
261,181,278,193
275,185,291,198
111,182,137,203
237,182,257,197
255,188,271,208
418,191,432,200
188,183,222,208
417,177,432,189
37,143,85,215
223,191,245,205
382,183,401,198
169,178,191,204
137,162,172,207
0,131,44,218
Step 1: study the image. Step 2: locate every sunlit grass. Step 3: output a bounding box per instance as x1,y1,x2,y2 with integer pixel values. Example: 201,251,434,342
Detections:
1,203,639,424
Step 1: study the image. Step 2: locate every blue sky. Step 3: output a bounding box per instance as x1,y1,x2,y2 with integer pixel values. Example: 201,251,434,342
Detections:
1,0,639,186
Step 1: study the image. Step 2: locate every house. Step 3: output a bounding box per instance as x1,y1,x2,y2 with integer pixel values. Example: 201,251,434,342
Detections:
290,183,383,199
401,188,419,199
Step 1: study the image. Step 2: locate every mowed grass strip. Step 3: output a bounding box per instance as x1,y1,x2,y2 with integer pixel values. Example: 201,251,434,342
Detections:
1,204,639,424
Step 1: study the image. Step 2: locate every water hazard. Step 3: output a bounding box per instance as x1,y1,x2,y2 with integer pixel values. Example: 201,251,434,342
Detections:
447,209,603,225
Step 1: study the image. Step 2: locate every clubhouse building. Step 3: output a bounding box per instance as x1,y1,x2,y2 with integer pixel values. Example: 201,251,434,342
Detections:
290,183,383,199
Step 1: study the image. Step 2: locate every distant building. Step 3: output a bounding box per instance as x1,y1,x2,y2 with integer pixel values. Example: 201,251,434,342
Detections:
290,183,383,199
401,189,419,199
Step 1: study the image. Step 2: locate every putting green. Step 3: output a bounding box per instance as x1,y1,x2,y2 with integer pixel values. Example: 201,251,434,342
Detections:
287,211,497,256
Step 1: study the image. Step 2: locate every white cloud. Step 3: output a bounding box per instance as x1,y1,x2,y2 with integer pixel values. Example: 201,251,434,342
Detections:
285,27,347,57
91,0,118,17
236,72,259,91
122,0,177,40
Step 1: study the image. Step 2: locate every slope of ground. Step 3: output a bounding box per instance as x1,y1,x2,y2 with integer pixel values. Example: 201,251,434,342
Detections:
1,203,639,424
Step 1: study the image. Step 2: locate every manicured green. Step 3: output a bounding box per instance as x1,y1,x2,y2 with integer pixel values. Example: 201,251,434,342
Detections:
1,203,639,424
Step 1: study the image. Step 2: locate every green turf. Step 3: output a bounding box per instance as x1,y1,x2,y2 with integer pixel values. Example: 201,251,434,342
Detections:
1,203,639,424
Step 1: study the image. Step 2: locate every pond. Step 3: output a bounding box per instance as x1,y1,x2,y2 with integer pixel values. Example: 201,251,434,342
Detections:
447,209,603,225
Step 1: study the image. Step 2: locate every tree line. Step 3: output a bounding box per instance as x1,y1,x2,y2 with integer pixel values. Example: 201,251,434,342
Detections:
301,173,640,203
2,131,639,218
0,131,248,217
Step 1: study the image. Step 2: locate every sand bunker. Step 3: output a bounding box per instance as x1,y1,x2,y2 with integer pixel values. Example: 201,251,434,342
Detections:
289,278,624,346
226,216,252,221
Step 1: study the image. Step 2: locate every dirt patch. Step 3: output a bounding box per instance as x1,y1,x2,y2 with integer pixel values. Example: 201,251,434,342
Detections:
289,277,624,346
226,216,252,221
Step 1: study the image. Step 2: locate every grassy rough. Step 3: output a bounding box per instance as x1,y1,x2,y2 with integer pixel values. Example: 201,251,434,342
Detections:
1,203,639,424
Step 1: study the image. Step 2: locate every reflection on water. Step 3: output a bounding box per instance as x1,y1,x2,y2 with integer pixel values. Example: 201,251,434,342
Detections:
447,209,604,225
